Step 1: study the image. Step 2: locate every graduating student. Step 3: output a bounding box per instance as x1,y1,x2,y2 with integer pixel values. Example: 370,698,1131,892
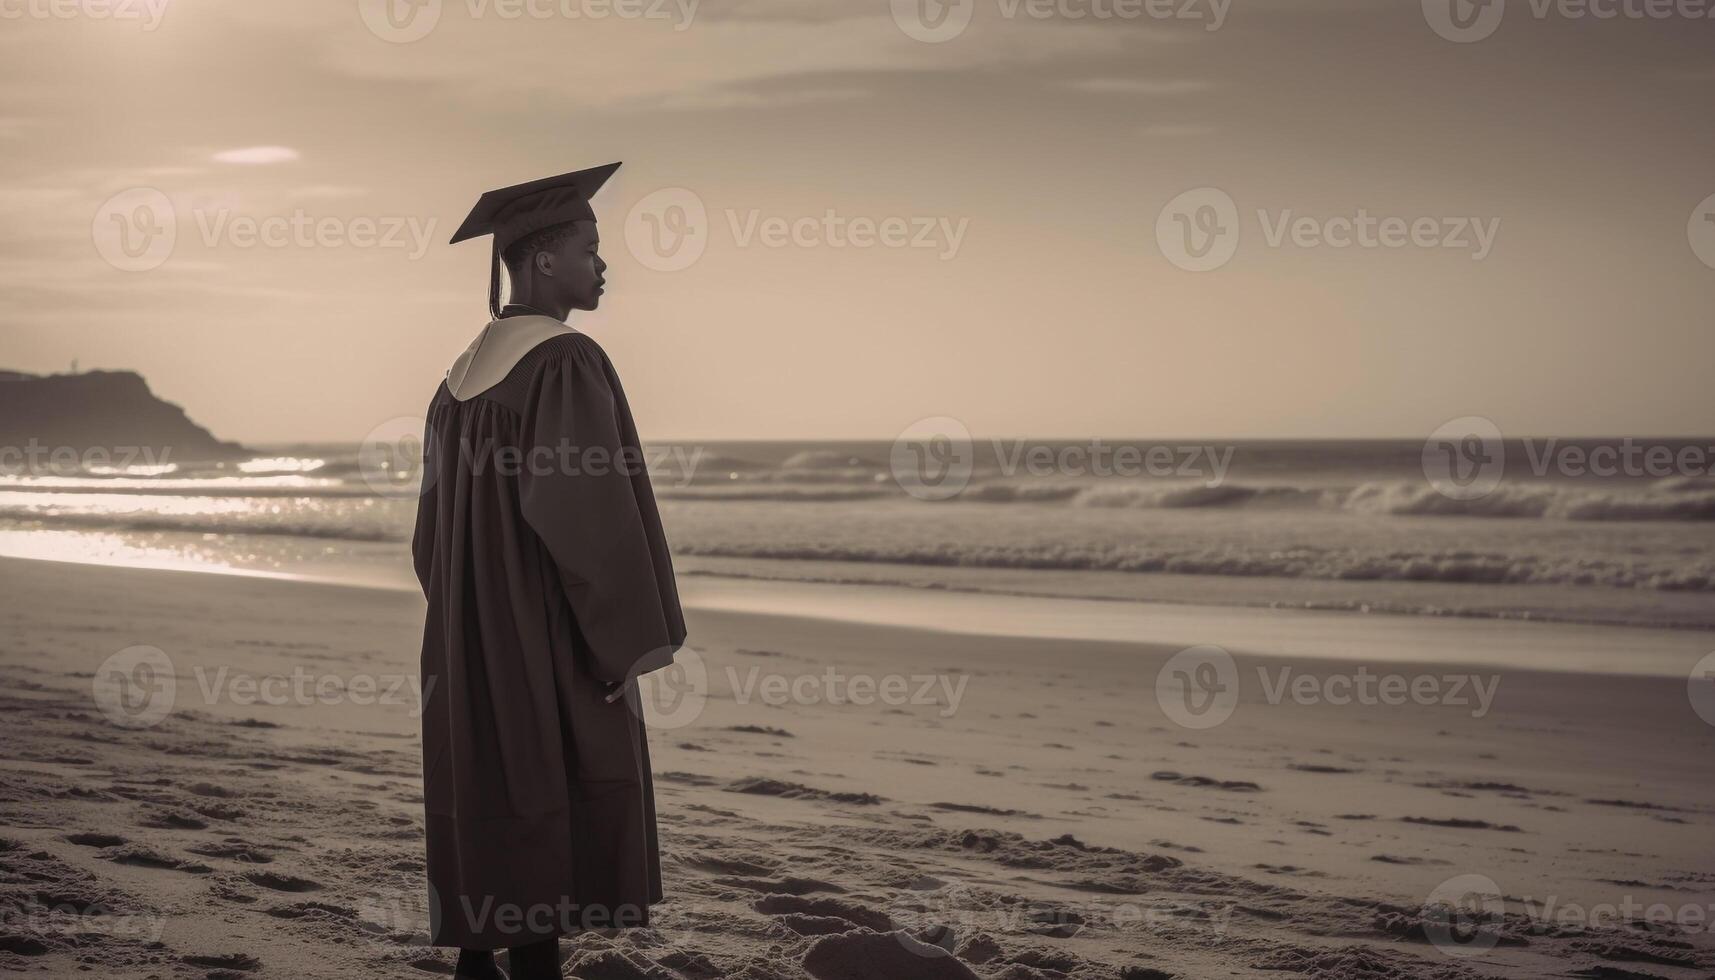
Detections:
411,162,687,980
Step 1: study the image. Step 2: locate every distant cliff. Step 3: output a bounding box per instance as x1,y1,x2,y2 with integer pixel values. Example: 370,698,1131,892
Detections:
0,370,246,466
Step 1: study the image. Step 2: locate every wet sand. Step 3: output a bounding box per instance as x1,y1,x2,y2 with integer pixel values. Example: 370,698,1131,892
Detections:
1,557,1712,979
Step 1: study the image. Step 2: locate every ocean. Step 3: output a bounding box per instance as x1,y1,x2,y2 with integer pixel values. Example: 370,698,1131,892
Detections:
2,438,1713,630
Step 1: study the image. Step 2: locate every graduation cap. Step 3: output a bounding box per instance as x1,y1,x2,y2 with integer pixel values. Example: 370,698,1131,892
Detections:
450,162,621,319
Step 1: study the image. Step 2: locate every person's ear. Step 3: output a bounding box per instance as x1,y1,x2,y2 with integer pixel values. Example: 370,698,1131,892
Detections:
534,249,555,278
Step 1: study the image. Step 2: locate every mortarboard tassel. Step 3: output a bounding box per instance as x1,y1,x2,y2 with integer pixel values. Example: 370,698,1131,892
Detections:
488,236,503,321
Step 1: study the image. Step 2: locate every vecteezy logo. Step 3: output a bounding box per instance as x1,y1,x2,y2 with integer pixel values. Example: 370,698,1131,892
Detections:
92,188,176,272
1688,194,1715,271
1689,651,1715,727
625,188,708,273
1156,187,1239,272
1155,645,1239,729
1422,874,1506,957
891,0,975,42
357,0,443,42
92,645,176,728
359,416,435,498
357,881,439,948
890,416,974,501
628,646,708,730
1423,416,1505,501
1422,0,1505,42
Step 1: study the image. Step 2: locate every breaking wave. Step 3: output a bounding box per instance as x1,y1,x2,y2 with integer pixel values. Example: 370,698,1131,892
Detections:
1338,480,1715,521
933,478,1715,521
674,540,1715,593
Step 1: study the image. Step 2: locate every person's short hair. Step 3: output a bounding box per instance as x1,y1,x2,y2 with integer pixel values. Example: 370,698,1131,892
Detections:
502,220,585,280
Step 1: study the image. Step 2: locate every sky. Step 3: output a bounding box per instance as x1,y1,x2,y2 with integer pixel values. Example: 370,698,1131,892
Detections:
1,0,1712,444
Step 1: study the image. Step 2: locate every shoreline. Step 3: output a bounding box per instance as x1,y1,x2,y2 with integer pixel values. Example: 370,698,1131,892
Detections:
676,556,1715,633
4,551,1712,678
6,517,1715,631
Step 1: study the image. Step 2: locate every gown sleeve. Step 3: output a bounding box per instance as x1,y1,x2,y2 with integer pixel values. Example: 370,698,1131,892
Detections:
410,411,439,599
517,341,683,685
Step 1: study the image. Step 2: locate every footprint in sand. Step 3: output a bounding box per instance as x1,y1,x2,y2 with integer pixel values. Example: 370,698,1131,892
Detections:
136,809,208,831
711,875,845,896
64,832,127,848
683,854,780,876
928,802,1039,819
242,870,322,893
106,845,213,874
1371,854,1452,866
264,901,358,922
753,894,892,932
1252,863,1328,878
187,800,247,821
1398,816,1522,832
181,952,261,972
0,927,55,956
1151,771,1262,793
188,840,276,865
776,913,858,936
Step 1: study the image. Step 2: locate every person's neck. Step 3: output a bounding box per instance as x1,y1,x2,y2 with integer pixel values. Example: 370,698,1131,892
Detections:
500,294,569,322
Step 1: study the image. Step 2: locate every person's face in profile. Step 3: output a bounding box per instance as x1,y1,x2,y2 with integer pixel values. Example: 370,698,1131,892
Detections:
534,221,606,311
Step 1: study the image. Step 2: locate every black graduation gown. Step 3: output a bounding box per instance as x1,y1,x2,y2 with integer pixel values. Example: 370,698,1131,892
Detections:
410,330,686,949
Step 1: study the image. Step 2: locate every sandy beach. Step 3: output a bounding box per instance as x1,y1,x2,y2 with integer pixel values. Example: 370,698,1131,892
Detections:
2,556,1712,979
8,0,1715,974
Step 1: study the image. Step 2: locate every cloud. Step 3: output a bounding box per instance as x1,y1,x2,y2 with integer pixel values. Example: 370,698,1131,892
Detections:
1058,78,1211,95
289,184,371,200
1141,122,1216,136
140,166,211,178
316,13,1149,108
213,146,301,165
690,0,868,22
647,86,871,111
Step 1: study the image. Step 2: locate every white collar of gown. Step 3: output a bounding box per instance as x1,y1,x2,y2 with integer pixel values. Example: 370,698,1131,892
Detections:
445,315,578,401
